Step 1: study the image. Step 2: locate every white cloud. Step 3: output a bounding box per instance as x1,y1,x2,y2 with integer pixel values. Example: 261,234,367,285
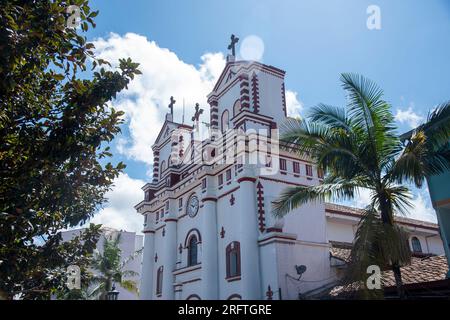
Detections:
402,187,437,223
286,90,303,118
93,32,226,165
353,187,373,209
394,105,424,129
89,173,145,233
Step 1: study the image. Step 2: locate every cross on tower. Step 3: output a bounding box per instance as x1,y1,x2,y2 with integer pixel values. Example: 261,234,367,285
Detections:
191,103,204,123
227,34,239,57
168,96,176,115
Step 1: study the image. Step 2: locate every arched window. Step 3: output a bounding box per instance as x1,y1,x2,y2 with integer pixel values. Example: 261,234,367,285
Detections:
188,235,198,266
156,266,163,295
160,160,166,173
411,237,422,253
221,109,230,132
233,100,241,117
226,241,241,279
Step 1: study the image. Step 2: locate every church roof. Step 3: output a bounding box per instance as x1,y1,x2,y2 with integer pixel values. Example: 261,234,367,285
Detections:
325,203,439,231
207,60,286,100
153,119,193,148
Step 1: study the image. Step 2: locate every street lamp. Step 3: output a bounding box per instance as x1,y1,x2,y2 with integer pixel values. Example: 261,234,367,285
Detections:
106,284,119,300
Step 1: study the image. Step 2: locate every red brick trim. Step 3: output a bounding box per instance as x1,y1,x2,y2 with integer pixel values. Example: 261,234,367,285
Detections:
237,177,256,183
218,186,240,199
184,228,202,247
181,278,201,285
173,264,201,276
257,181,266,232
227,293,242,300
251,72,260,113
165,218,178,223
258,234,296,243
143,230,155,234
259,176,308,187
186,294,202,300
202,197,218,202
225,276,241,282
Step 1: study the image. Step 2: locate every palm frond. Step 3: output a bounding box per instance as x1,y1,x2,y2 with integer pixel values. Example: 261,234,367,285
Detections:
390,130,450,186
271,178,359,217
345,207,411,297
419,101,450,148
120,280,138,294
308,103,352,133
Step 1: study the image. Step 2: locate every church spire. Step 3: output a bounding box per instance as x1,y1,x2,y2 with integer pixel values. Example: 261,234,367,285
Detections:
227,34,239,63
166,96,175,121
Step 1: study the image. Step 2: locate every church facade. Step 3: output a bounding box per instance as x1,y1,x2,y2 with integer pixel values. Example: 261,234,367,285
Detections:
135,41,445,300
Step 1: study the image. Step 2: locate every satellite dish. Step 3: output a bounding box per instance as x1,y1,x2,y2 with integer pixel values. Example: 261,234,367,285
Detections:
295,265,307,275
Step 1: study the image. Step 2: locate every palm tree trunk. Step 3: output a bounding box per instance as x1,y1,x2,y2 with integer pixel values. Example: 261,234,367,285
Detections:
392,264,406,299
378,191,407,299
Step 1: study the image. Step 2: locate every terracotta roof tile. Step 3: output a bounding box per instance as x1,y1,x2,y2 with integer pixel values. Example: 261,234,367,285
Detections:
329,244,448,295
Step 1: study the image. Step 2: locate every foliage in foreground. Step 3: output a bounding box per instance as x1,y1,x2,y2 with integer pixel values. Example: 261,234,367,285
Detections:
0,0,141,299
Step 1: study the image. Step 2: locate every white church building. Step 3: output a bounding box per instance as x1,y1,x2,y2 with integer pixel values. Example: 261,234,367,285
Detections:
135,37,445,300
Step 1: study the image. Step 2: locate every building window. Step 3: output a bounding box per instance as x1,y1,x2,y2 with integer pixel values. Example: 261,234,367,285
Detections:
226,169,232,181
306,164,313,177
156,266,163,295
226,241,241,278
218,174,223,186
188,235,198,266
233,99,241,117
165,201,169,210
202,178,207,190
179,198,183,209
280,158,287,171
411,237,422,253
221,109,230,132
236,155,243,169
156,211,159,222
318,168,324,179
144,214,148,226
160,208,164,218
145,190,150,201
265,155,272,168
293,161,300,174
160,160,166,173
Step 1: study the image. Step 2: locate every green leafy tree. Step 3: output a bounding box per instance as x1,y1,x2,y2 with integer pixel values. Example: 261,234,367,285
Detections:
89,233,139,300
0,0,141,299
272,74,450,299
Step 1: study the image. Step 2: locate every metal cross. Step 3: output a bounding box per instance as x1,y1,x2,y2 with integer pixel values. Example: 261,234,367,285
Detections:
227,34,239,56
191,103,204,122
168,96,176,115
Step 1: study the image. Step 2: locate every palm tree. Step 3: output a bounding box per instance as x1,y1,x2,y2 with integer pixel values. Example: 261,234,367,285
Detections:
89,233,139,300
272,73,450,299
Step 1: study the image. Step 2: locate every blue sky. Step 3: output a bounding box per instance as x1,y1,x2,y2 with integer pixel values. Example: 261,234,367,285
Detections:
84,0,450,231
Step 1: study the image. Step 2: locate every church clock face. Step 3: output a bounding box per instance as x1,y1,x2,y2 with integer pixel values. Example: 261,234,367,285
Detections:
187,195,199,218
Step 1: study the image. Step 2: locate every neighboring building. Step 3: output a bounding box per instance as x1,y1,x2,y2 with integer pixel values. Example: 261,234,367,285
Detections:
135,43,445,300
61,227,143,300
427,164,450,277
